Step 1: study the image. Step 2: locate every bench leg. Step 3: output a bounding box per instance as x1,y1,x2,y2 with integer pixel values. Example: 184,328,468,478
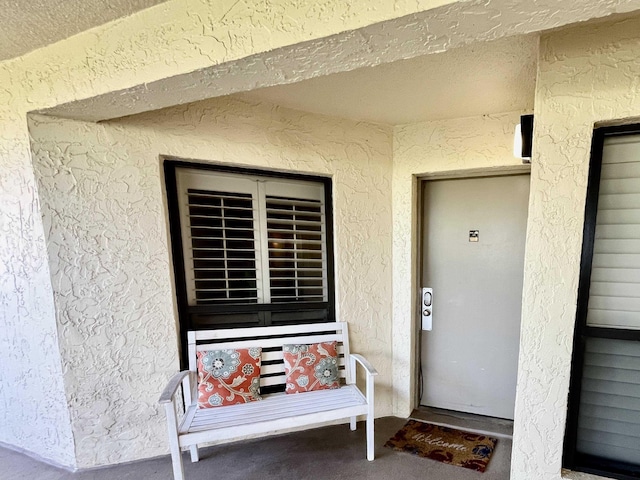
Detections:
350,416,357,431
169,447,185,480
366,414,375,461
165,404,185,480
190,445,199,462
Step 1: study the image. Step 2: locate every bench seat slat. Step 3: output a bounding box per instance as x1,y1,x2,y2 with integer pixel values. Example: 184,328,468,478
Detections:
178,404,368,448
185,387,365,432
181,386,366,434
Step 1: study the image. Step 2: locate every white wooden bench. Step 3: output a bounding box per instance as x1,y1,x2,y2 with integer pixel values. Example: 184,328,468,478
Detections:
159,322,378,480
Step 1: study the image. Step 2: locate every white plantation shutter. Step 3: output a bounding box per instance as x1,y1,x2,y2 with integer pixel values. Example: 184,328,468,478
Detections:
176,168,327,307
264,180,327,303
176,170,262,306
573,134,640,469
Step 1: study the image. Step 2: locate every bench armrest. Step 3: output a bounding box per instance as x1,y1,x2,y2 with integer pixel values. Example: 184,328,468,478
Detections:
159,370,192,404
349,353,377,429
350,354,378,377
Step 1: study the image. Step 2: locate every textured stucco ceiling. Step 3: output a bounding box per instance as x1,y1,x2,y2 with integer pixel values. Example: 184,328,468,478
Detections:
239,34,538,125
40,0,640,123
0,0,169,61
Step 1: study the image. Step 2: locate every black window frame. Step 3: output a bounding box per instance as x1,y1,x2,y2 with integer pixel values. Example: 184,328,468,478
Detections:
164,159,336,367
563,123,640,480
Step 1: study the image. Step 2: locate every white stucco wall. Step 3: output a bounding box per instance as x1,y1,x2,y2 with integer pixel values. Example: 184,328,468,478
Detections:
28,96,393,467
512,15,640,480
391,111,528,416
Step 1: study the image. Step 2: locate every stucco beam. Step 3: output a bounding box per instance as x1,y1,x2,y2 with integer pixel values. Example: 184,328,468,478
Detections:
39,0,640,123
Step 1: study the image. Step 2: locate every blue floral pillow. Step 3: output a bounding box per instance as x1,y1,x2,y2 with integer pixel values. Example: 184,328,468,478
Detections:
282,341,340,394
196,347,262,408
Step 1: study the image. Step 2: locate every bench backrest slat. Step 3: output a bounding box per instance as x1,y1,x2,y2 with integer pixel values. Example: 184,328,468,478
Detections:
187,322,353,401
194,333,342,352
260,347,346,368
262,348,339,362
189,322,347,342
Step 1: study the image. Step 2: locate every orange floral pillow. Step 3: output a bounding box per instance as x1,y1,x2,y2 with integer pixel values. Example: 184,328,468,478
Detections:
282,341,340,394
197,347,262,408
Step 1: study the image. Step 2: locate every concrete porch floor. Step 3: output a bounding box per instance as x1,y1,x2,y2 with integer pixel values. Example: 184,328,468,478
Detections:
2,417,512,479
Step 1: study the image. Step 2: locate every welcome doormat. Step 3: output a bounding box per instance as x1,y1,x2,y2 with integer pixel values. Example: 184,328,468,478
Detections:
384,420,498,472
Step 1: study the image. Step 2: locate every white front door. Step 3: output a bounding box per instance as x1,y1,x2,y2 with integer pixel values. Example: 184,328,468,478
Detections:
420,174,530,419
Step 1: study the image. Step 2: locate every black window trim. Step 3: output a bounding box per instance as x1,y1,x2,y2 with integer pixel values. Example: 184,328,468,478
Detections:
563,123,640,480
163,158,336,368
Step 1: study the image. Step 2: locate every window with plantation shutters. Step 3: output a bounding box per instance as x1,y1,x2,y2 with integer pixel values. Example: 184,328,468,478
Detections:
565,129,640,479
165,162,335,352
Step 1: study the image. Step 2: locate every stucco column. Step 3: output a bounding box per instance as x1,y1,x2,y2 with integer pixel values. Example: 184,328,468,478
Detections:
512,17,640,480
0,106,75,466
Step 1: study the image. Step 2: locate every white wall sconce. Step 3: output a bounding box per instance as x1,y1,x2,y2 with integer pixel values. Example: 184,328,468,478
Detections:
514,114,534,163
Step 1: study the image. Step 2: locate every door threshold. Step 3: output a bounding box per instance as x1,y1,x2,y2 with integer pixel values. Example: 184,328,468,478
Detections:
411,406,514,439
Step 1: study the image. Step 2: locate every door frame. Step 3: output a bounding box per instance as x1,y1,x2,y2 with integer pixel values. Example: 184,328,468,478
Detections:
413,164,532,408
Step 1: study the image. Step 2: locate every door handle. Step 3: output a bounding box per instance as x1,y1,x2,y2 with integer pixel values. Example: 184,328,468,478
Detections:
423,290,432,307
